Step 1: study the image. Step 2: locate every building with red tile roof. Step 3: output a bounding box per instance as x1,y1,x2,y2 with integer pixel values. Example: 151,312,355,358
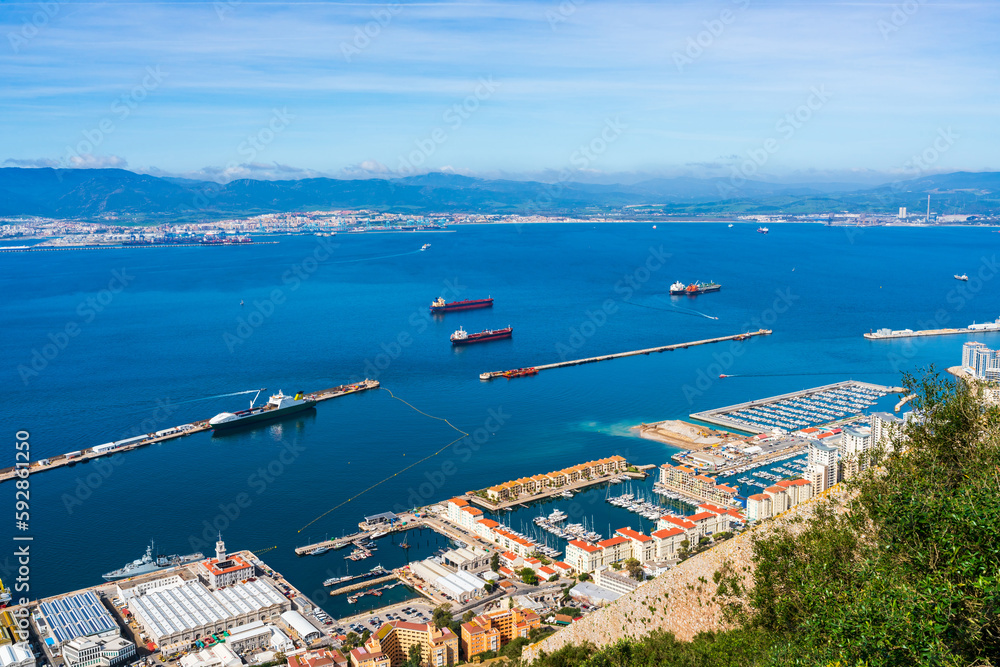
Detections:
459,608,540,661
363,620,458,667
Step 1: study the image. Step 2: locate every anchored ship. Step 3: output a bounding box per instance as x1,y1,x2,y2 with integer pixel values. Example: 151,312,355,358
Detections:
954,273,969,281
757,227,769,234
199,235,252,245
209,388,317,430
669,281,721,296
430,296,493,313
102,541,204,580
451,326,513,345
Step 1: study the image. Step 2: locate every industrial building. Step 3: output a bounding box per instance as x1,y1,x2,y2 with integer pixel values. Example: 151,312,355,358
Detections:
0,643,34,667
36,591,120,648
125,575,289,654
224,620,293,653
178,644,242,667
279,612,319,644
407,560,486,602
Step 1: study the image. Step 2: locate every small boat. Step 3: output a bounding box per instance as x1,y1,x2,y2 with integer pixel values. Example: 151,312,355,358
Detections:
311,546,330,555
954,274,969,281
728,223,733,228
421,244,431,251
757,226,769,234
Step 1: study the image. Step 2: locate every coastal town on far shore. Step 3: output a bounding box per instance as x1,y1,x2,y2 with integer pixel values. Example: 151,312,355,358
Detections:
1,205,996,251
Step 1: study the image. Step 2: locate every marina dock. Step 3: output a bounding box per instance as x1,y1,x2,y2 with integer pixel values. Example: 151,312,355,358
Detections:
479,329,772,380
690,380,904,435
0,379,379,484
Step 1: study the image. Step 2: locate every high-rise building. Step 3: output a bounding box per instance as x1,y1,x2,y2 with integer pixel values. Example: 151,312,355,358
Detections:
839,425,871,478
870,412,904,454
363,621,458,667
459,608,540,661
962,341,1000,380
898,207,907,218
807,442,839,493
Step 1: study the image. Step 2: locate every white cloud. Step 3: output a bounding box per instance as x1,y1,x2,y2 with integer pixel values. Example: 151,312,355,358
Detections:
67,154,128,169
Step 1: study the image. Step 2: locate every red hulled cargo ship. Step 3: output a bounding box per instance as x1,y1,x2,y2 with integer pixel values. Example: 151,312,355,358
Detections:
430,297,493,313
450,326,513,345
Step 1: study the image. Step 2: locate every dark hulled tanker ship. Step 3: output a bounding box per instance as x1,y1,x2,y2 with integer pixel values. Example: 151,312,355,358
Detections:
450,326,513,345
430,297,493,313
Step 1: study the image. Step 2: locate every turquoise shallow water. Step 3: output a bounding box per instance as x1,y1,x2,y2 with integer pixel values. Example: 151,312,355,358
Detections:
2,222,998,614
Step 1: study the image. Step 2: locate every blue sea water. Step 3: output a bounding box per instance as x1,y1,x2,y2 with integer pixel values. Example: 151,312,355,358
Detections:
3,222,999,614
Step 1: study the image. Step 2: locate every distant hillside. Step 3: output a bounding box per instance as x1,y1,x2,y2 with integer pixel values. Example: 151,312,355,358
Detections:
0,167,998,220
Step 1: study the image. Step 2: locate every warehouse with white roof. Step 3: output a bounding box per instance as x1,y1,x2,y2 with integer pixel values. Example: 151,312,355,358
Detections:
408,559,486,602
278,611,318,643
126,577,289,653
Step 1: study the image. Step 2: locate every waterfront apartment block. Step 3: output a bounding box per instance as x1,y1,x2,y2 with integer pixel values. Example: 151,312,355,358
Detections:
746,478,813,522
649,527,687,560
593,567,644,596
459,608,540,660
870,411,904,454
656,464,738,506
564,527,655,573
484,456,628,502
807,442,839,494
962,341,1000,380
363,621,458,667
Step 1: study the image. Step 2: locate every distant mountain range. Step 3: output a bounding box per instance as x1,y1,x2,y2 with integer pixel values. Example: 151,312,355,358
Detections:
1,167,998,221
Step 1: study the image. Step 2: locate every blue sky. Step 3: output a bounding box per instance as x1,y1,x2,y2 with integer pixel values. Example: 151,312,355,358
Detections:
1,0,997,183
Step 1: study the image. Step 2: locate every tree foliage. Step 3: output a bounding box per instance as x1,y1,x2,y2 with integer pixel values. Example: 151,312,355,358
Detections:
431,603,452,629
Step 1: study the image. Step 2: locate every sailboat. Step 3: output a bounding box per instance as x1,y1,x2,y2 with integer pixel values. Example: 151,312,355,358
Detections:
399,532,410,549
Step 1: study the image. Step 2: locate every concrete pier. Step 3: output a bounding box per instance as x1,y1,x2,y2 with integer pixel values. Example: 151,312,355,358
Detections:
479,330,772,380
0,379,379,484
328,574,396,596
294,531,373,556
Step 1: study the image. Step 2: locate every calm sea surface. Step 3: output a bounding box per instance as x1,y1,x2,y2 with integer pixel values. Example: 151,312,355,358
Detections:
3,223,998,613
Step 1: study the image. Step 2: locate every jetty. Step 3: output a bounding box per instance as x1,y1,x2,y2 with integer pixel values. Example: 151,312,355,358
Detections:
328,574,396,596
478,330,772,380
864,318,1000,340
294,531,373,556
0,379,379,484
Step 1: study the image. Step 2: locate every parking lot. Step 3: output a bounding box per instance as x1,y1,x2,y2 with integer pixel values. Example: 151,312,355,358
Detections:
332,599,437,639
